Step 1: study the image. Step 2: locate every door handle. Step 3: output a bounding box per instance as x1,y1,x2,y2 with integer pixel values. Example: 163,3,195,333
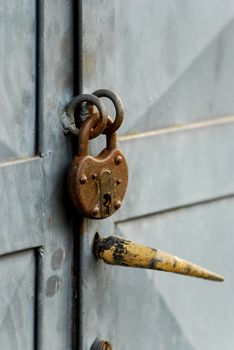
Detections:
94,234,224,281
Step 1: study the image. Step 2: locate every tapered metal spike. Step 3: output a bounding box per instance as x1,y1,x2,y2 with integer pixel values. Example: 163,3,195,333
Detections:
94,234,224,282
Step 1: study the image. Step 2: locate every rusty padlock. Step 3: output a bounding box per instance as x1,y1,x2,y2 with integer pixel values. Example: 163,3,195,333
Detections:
67,114,128,219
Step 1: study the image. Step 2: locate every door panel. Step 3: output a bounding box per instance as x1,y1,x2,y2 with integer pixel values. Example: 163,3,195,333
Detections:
80,1,234,349
0,250,36,349
80,198,232,349
82,0,234,134
132,20,234,133
0,1,36,162
0,1,74,349
35,2,74,348
118,117,234,220
117,197,233,349
0,158,43,255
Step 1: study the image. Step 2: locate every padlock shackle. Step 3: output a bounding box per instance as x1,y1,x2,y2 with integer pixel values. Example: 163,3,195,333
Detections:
106,132,117,150
78,114,100,157
104,116,118,151
78,115,118,156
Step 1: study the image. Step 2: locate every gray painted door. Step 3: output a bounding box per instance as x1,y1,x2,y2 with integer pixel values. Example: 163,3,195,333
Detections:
0,1,73,349
79,1,234,349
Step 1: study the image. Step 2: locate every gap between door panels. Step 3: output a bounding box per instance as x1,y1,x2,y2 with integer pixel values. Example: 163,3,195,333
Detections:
72,0,83,349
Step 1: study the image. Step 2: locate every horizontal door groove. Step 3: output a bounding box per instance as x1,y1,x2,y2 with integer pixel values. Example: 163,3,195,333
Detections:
116,192,234,224
119,115,234,141
0,156,41,169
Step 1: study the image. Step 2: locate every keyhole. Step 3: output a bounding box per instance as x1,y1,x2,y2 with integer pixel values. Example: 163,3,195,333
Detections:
103,194,111,213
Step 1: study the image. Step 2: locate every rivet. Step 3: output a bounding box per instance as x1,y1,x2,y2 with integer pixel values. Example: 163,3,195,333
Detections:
92,206,100,216
114,200,122,210
114,155,122,165
92,173,98,179
117,179,122,185
79,175,87,185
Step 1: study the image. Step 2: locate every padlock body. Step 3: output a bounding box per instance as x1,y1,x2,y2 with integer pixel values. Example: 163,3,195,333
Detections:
67,148,128,219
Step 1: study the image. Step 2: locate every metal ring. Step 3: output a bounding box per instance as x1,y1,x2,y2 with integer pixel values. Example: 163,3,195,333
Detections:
102,115,113,131
92,89,124,134
66,94,108,139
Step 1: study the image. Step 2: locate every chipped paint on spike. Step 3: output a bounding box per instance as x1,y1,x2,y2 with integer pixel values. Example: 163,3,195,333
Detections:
94,234,224,282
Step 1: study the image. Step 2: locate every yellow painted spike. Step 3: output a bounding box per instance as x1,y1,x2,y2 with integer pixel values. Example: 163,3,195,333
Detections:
94,235,224,282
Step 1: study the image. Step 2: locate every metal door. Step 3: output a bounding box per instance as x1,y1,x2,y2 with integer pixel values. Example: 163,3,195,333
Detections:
79,1,234,349
0,1,73,348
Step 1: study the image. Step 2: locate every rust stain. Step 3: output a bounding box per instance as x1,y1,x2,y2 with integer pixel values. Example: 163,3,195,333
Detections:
83,50,97,83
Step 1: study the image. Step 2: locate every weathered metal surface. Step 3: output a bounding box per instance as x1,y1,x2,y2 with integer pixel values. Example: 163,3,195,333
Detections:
80,1,234,349
0,0,36,162
68,115,128,219
0,0,74,349
116,197,234,349
132,20,234,134
0,250,35,349
117,116,234,221
94,234,223,281
82,0,234,134
0,158,43,255
36,1,74,349
78,198,234,350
